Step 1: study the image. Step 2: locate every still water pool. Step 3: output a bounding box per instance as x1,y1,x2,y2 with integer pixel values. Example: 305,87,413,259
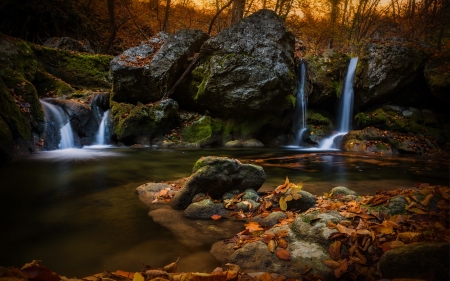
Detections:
0,147,448,277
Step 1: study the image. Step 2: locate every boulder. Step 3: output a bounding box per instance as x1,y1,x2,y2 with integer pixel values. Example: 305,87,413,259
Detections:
378,242,449,280
330,186,357,197
171,156,266,210
248,211,287,228
111,30,209,104
43,37,95,53
181,115,223,147
225,225,334,279
355,39,429,107
183,198,226,219
302,110,334,145
241,139,264,148
136,182,173,207
110,98,178,145
175,10,295,139
286,190,316,212
224,140,242,147
424,53,450,106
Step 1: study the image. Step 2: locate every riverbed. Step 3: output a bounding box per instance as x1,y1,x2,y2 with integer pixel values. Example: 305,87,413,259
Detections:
0,147,448,277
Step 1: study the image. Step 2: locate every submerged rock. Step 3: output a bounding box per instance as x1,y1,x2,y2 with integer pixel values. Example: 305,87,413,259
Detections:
111,30,209,104
171,156,266,210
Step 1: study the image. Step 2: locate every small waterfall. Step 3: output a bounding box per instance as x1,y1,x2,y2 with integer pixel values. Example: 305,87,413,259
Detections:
292,59,307,146
40,100,75,149
95,110,110,145
319,57,358,149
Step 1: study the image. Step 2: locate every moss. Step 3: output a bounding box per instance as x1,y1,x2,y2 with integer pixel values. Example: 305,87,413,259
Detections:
355,112,370,127
307,111,333,126
0,35,39,81
31,44,112,89
287,94,296,107
182,116,222,144
34,69,75,97
375,142,390,151
333,81,342,97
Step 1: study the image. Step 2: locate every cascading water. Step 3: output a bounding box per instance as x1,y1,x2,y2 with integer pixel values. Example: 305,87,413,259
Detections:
292,59,307,146
95,110,110,145
40,100,75,149
319,57,358,149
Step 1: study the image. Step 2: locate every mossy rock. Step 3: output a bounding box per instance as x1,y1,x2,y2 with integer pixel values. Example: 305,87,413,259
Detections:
33,68,75,97
0,34,38,81
31,44,112,89
424,52,450,106
182,115,223,147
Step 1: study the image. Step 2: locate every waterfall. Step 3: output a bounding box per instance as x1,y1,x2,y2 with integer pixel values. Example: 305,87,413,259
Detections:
319,57,358,149
292,59,307,146
40,100,75,149
95,110,110,145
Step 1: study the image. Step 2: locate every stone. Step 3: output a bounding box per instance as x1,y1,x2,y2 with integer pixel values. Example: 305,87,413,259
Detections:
284,190,316,212
171,156,266,210
248,211,287,228
184,199,225,219
43,37,95,53
378,242,449,280
330,186,358,197
175,10,295,140
181,116,223,147
241,139,264,148
424,52,450,106
224,140,242,148
135,182,173,207
111,30,209,104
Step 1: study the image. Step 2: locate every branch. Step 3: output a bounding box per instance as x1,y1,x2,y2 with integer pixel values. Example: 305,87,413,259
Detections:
208,0,234,35
125,1,149,40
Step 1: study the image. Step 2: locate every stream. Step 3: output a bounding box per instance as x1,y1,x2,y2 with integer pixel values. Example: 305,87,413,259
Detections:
0,147,448,277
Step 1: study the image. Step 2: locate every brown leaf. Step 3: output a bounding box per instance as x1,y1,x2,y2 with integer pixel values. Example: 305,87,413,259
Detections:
20,260,61,281
329,241,341,261
322,260,341,269
334,259,348,279
225,263,240,281
278,238,288,249
276,229,289,238
300,265,312,275
275,248,291,260
397,232,421,242
260,233,276,244
337,223,356,236
327,221,337,228
244,222,263,232
163,259,178,273
356,219,367,230
143,270,168,279
259,272,271,281
268,239,277,252
339,211,356,218
420,194,434,206
115,271,134,278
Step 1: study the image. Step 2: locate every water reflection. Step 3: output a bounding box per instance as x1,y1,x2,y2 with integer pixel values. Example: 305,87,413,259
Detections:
0,148,448,277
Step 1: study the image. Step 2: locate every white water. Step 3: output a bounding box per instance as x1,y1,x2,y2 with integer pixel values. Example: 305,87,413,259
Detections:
293,60,307,146
95,110,110,145
319,57,358,149
40,100,75,149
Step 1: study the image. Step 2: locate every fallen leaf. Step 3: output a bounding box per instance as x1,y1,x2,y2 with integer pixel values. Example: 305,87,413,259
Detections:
337,223,356,236
276,229,289,238
334,259,348,278
329,241,341,261
278,238,288,249
260,233,275,243
275,248,291,260
322,260,341,269
268,239,277,252
244,222,263,232
259,272,271,281
420,194,434,206
132,272,144,281
211,214,222,220
20,260,61,281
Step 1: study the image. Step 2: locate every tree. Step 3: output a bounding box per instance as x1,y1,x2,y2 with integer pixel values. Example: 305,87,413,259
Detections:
163,0,171,31
230,0,246,25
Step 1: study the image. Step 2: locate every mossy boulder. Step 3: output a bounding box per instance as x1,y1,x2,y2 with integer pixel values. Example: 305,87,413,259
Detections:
354,105,447,144
172,156,266,210
424,52,450,106
33,69,75,97
305,52,351,108
175,10,295,137
378,242,450,280
110,98,178,145
303,110,334,144
111,30,209,104
355,40,430,107
181,115,223,147
0,34,38,81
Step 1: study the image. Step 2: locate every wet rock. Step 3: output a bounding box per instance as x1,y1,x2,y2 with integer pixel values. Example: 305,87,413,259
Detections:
226,225,334,279
290,211,345,246
184,199,225,219
110,98,178,145
286,190,316,212
224,140,242,148
171,156,266,210
248,211,287,228
378,242,450,280
242,139,264,148
181,116,223,147
242,189,260,201
111,30,209,104
330,186,358,197
235,199,260,212
136,182,173,207
43,37,95,54
424,53,450,106
176,10,295,140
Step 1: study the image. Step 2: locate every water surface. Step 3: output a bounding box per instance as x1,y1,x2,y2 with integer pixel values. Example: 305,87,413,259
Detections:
0,147,448,277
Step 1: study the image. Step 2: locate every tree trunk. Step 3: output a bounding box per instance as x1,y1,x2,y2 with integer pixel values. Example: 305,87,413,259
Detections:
104,0,116,54
230,0,245,25
163,0,171,32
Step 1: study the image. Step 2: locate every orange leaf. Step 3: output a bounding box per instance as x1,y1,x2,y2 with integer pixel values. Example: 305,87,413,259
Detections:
259,272,271,281
278,238,288,249
276,229,289,238
334,259,348,278
327,221,337,228
268,239,277,252
420,194,434,206
337,223,356,236
275,248,291,260
329,241,341,261
260,233,275,244
211,214,222,220
244,222,263,232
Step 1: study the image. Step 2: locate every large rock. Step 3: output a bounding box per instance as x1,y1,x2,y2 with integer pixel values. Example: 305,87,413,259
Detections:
171,156,266,210
378,242,449,280
111,30,209,104
424,53,450,106
110,98,178,145
175,10,295,139
355,39,429,107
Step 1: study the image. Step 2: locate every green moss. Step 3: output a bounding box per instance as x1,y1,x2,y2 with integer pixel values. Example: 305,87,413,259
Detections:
287,94,296,107
375,142,389,151
0,35,39,81
355,112,370,126
34,69,75,97
182,116,222,144
333,81,342,97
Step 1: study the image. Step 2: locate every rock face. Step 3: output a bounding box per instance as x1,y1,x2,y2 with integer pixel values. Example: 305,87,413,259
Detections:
43,37,95,53
355,40,429,107
171,156,266,210
378,242,450,280
175,10,295,140
111,30,209,104
424,53,450,106
110,98,178,145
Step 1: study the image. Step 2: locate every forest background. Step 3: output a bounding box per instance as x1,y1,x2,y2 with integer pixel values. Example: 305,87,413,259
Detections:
0,0,448,56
